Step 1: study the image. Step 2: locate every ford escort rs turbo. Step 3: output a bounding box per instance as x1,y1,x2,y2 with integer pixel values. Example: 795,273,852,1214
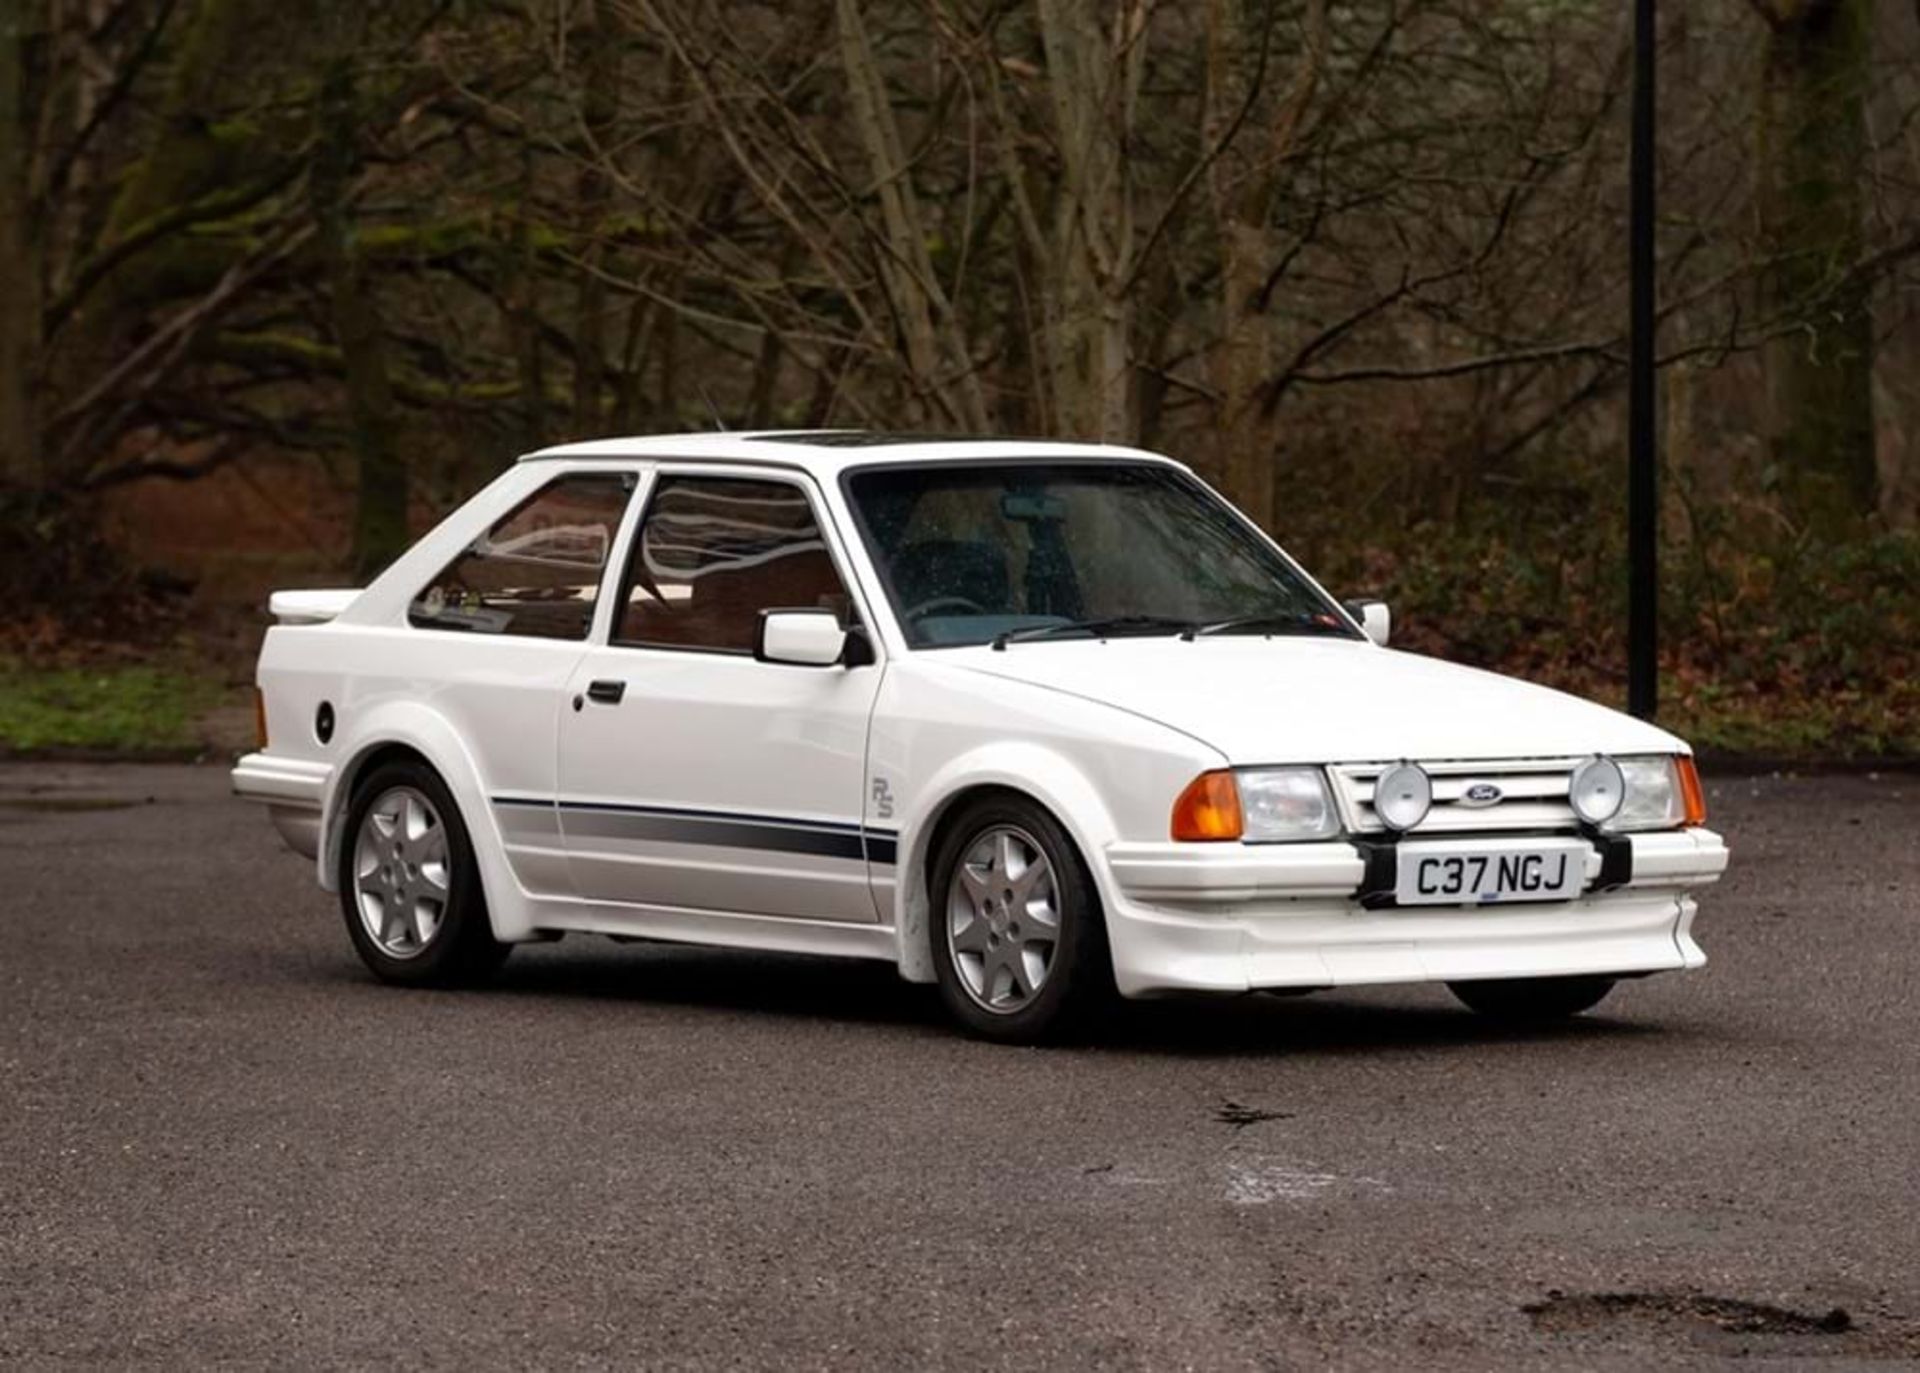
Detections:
233,431,1728,1041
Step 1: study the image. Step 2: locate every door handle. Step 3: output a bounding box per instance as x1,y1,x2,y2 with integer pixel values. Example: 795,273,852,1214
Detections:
585,679,626,705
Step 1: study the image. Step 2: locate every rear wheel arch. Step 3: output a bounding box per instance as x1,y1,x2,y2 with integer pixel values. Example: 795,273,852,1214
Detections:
317,713,539,943
321,741,436,892
335,755,510,985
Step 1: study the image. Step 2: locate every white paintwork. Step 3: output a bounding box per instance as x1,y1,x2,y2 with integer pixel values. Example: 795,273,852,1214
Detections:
758,610,848,667
229,752,331,806
268,588,360,625
229,753,331,857
937,638,1688,763
556,644,883,921
232,431,1729,1003
1356,600,1391,647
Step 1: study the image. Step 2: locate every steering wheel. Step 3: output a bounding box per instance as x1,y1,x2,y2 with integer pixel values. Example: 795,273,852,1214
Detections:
904,595,987,621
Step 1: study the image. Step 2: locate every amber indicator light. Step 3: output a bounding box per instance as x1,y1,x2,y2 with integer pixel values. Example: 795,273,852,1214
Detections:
1676,756,1707,827
1171,770,1244,841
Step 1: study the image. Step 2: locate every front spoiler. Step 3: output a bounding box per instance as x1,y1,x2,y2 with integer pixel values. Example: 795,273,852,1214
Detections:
1101,827,1726,997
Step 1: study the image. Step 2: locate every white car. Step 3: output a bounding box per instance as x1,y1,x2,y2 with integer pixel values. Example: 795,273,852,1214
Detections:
233,432,1728,1041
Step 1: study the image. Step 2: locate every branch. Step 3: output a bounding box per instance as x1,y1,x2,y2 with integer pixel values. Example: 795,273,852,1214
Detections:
1289,315,1829,390
1118,9,1276,297
1255,170,1536,415
41,0,184,204
204,330,522,408
1291,339,1620,386
47,223,315,470
80,432,252,491
44,162,305,338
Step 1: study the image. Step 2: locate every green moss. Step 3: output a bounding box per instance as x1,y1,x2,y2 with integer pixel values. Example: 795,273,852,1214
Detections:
207,116,264,145
353,220,495,260
0,660,222,754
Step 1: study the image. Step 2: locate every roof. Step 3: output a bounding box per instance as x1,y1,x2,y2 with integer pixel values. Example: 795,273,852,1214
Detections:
518,430,1177,476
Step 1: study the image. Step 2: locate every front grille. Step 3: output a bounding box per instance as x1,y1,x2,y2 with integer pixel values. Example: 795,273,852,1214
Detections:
1329,758,1584,835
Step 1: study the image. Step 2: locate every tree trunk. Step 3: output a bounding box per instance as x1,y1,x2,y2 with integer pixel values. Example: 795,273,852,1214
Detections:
833,0,987,430
1754,0,1877,533
312,61,406,579
103,0,257,239
1204,0,1324,529
0,1,38,491
508,141,545,451
571,0,618,436
1033,0,1146,442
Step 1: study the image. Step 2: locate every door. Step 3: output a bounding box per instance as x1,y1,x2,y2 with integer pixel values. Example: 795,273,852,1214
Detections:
557,470,885,922
403,466,637,897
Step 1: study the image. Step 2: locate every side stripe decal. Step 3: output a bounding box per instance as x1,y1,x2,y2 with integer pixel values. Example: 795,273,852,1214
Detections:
495,796,898,866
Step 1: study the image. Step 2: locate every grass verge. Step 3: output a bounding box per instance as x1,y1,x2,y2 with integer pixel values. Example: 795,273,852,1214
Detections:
0,658,225,755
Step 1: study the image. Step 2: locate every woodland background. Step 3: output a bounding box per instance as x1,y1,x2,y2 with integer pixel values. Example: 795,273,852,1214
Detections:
0,0,1914,756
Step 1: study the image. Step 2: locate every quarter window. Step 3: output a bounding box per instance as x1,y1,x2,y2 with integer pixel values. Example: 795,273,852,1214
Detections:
409,472,632,639
616,475,854,652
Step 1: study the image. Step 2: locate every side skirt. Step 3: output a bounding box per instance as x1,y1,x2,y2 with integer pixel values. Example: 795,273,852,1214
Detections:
529,897,899,964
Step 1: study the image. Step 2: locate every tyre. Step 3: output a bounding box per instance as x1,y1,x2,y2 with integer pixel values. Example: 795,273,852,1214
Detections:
336,759,510,986
1447,974,1616,1022
929,793,1113,1043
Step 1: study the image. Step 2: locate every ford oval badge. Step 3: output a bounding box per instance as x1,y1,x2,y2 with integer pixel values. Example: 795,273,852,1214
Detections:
1461,782,1503,807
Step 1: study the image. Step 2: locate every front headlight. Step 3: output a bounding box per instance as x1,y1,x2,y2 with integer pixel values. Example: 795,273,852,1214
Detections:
1606,755,1690,831
1237,767,1341,843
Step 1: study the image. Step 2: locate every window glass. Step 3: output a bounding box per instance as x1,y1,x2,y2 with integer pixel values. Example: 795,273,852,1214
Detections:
616,475,853,652
844,462,1355,648
408,472,632,639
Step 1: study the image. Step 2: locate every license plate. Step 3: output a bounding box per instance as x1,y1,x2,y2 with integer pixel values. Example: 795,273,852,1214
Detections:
1395,839,1587,906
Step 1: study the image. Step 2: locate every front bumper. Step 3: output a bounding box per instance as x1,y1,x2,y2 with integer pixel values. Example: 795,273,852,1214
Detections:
231,752,333,858
1101,827,1727,997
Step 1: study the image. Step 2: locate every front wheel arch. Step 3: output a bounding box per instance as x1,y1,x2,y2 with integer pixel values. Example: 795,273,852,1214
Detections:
888,751,1130,987
924,790,1115,1041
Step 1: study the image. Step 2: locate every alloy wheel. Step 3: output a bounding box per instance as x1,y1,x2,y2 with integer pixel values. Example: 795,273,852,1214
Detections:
353,786,453,959
946,824,1061,1013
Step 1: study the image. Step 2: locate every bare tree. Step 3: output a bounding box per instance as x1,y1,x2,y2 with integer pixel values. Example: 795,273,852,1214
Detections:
1751,0,1878,533
0,1,35,490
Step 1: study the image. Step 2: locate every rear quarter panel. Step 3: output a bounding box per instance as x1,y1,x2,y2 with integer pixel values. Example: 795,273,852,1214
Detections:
252,460,601,940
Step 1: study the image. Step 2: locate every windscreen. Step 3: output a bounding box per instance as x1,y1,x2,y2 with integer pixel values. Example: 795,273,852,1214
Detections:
843,462,1355,649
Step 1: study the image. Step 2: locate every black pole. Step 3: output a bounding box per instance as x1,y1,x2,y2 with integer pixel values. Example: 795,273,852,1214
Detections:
1627,0,1658,719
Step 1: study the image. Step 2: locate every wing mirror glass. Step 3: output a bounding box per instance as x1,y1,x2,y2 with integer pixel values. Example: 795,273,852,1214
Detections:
755,609,853,667
1343,598,1391,647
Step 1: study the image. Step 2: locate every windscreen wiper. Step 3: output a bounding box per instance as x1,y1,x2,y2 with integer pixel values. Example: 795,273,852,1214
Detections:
990,615,1193,651
1178,612,1354,641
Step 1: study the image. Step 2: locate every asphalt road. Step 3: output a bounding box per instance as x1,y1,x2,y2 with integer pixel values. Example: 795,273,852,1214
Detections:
2,763,1917,1369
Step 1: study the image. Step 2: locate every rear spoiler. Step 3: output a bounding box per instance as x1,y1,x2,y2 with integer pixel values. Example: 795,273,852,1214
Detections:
268,588,360,625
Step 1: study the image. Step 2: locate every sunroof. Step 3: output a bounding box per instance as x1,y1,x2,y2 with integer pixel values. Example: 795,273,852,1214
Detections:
754,431,1022,448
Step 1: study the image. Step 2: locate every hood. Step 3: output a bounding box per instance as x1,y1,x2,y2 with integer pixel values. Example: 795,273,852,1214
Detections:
938,638,1684,764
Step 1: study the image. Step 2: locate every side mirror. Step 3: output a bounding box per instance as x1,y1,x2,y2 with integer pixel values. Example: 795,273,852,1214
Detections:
755,609,850,667
1343,598,1391,647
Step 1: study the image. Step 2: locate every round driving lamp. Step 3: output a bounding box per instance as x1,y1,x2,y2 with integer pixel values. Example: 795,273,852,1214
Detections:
1569,754,1626,826
1373,762,1432,832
